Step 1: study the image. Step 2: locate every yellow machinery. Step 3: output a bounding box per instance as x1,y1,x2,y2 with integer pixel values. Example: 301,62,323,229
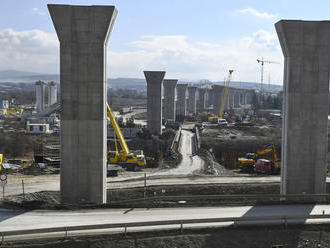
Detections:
5,108,23,115
107,103,146,172
0,154,3,171
208,70,234,122
256,145,281,173
238,145,281,173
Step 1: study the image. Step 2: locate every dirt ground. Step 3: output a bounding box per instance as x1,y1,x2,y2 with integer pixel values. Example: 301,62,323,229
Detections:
200,117,282,170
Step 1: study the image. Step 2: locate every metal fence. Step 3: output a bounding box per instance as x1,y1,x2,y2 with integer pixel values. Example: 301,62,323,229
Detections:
2,213,330,241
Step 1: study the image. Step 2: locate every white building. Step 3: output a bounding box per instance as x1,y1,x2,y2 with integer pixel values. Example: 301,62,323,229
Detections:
26,123,51,134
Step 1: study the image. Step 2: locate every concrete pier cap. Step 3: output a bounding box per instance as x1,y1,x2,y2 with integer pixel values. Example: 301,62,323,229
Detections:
48,4,117,204
163,79,178,121
276,20,330,195
144,71,166,135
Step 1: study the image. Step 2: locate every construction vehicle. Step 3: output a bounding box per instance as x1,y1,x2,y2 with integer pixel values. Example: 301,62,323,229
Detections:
238,145,281,174
255,145,281,174
208,70,234,123
0,154,3,171
5,108,23,115
237,153,256,173
107,103,146,176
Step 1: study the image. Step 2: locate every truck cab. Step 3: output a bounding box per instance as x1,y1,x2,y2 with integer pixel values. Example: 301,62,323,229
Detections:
254,159,272,174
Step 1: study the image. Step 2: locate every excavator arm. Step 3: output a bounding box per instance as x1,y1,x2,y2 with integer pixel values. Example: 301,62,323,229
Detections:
106,103,130,156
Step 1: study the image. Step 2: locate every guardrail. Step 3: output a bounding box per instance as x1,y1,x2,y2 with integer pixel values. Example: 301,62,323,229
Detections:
170,127,181,152
2,214,330,241
109,193,330,205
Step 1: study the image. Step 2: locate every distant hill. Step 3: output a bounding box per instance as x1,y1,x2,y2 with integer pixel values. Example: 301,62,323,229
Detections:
0,70,283,92
0,70,42,80
108,77,146,89
211,81,282,93
0,70,59,82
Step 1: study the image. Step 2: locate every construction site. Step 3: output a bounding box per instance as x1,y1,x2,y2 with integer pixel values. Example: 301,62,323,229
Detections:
0,2,329,248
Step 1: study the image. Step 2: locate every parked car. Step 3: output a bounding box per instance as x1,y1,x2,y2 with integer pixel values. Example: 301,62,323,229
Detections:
217,118,228,127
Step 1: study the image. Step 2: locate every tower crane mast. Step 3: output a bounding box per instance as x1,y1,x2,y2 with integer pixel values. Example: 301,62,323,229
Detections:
257,57,279,92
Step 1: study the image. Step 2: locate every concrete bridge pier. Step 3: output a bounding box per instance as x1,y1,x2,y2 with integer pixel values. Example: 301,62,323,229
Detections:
163,79,178,121
48,4,117,204
276,20,330,195
145,71,166,135
187,86,197,115
176,84,188,118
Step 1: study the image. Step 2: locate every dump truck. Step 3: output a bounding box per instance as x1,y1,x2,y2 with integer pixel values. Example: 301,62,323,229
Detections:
238,145,281,174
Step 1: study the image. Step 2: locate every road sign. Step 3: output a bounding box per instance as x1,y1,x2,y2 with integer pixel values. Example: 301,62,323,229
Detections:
0,174,7,182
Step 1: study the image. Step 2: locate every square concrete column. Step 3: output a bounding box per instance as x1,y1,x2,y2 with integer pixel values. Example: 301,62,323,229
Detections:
207,88,214,108
187,86,197,115
244,94,248,105
176,84,188,117
48,4,117,204
145,71,165,135
163,79,178,121
212,85,224,115
234,93,240,107
197,88,207,111
276,20,330,194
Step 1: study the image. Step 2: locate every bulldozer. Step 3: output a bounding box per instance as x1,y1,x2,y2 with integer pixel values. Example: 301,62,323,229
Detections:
107,103,146,176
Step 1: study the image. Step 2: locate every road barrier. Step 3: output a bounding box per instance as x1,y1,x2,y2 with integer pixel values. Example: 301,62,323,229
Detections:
2,213,330,241
109,193,330,205
170,127,181,153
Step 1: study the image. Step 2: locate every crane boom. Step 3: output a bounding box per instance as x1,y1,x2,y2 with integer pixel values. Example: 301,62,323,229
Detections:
106,103,130,155
219,70,233,119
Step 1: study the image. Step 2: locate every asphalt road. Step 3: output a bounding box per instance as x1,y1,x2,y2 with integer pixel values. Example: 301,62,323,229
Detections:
1,204,330,241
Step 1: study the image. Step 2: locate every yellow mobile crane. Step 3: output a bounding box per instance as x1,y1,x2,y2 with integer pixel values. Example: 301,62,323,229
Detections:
107,103,146,176
0,154,3,171
208,70,234,123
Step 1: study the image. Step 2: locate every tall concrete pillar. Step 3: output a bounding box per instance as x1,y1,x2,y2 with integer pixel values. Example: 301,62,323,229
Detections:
276,20,330,195
48,4,117,204
239,94,244,105
234,93,240,107
145,71,165,135
48,81,57,106
207,88,214,108
176,84,188,117
212,85,224,115
163,79,178,121
35,80,46,112
197,88,207,111
187,86,197,115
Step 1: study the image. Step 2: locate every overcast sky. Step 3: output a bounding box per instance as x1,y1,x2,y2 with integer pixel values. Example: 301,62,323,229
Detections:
0,0,328,84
